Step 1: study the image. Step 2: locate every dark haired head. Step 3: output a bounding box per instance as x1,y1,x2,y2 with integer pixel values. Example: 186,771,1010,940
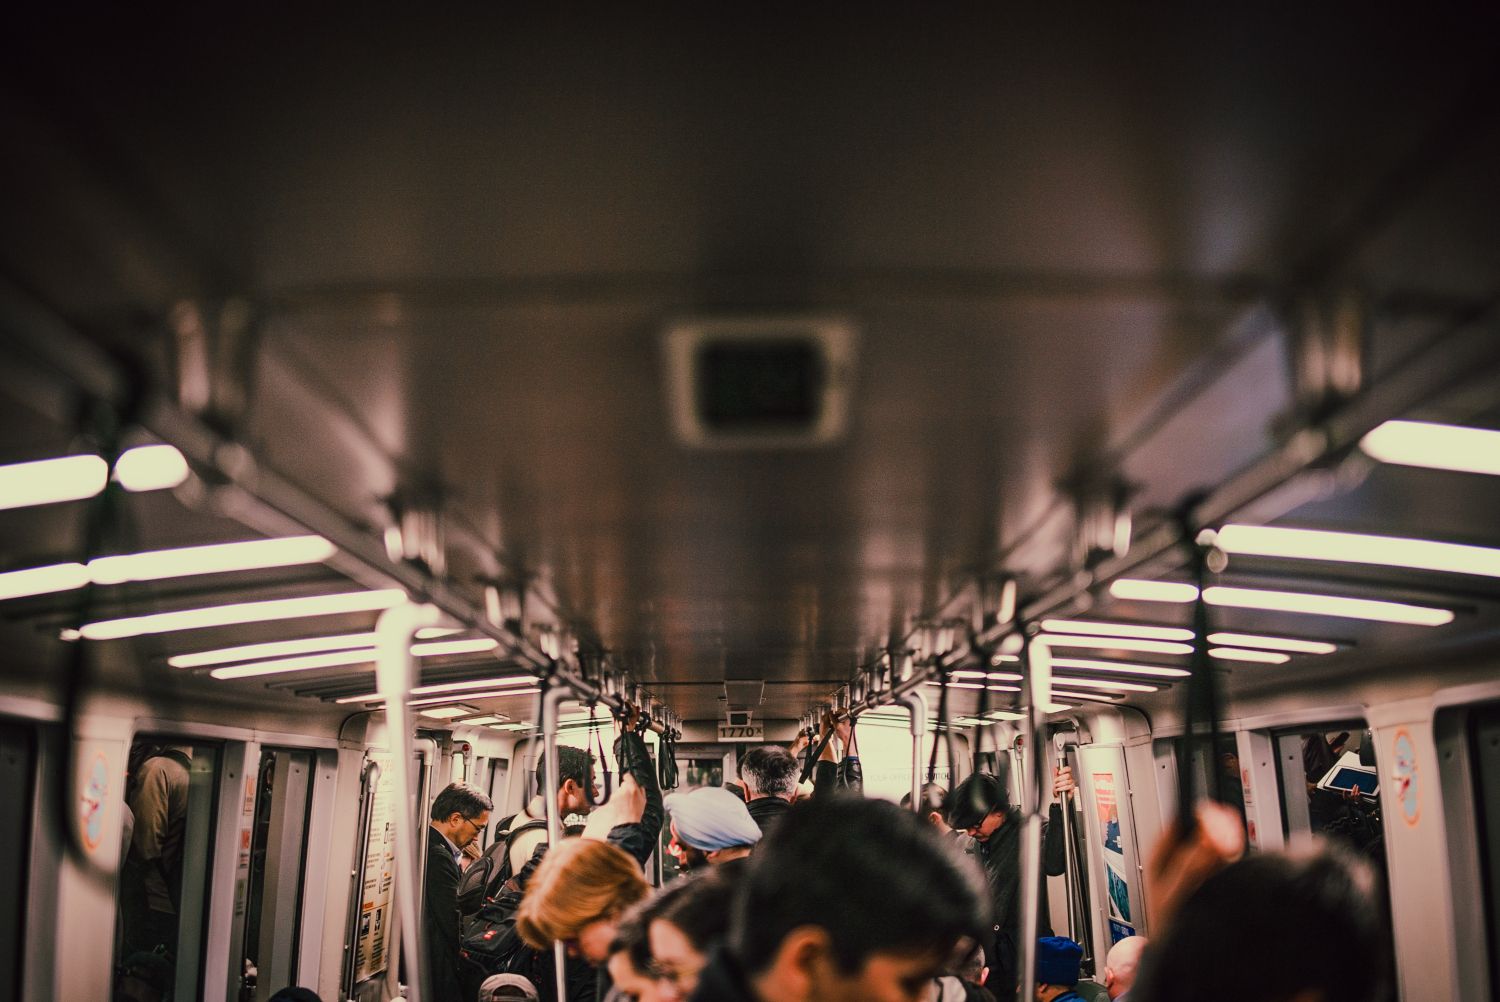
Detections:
1134,843,1388,1002
740,746,799,800
731,796,988,974
656,866,742,953
900,782,948,810
429,782,493,822
535,745,595,794
946,773,1008,831
609,872,708,973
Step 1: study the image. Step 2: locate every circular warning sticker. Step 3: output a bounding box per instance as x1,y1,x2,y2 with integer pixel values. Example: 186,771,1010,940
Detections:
80,753,110,851
1392,729,1419,827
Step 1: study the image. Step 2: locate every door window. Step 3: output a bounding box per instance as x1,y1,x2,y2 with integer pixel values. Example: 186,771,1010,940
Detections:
239,748,316,1001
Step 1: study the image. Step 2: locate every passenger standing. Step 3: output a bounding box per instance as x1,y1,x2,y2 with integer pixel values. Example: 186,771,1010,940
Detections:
664,785,762,870
809,718,862,797
738,745,799,834
946,768,1073,1001
509,746,599,875
1032,937,1085,1002
687,796,989,1002
1101,937,1144,1001
122,744,191,960
425,782,493,1002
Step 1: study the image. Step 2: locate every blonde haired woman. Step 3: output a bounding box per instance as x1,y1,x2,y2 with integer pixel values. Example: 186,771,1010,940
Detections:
517,835,650,963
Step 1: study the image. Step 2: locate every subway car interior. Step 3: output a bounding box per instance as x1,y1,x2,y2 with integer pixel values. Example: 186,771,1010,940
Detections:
3,10,1500,1002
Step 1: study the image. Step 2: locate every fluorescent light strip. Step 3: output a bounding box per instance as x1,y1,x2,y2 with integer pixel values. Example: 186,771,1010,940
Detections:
1112,580,1455,626
410,637,499,657
419,705,478,719
989,653,1021,665
409,688,539,707
415,627,463,640
1041,619,1194,642
1218,523,1500,579
458,715,506,726
211,649,377,679
1041,634,1194,656
0,446,191,512
1110,579,1199,603
1050,689,1124,703
952,670,1024,682
1051,675,1160,693
81,588,407,640
1050,657,1190,679
1209,647,1290,664
1361,420,1500,476
0,563,91,601
1206,632,1337,655
170,633,378,669
413,675,536,695
90,536,336,585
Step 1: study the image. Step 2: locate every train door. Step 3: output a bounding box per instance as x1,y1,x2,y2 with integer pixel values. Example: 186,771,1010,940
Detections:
113,736,223,1002
0,722,35,1002
1071,743,1148,954
1435,697,1500,1000
237,748,317,1001
1467,702,1500,1000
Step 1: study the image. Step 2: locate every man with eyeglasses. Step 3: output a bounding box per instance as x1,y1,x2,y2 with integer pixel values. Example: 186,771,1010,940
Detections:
427,782,494,1001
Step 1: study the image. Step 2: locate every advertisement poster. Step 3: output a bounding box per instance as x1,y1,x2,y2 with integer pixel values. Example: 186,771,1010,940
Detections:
354,753,397,983
1092,770,1133,928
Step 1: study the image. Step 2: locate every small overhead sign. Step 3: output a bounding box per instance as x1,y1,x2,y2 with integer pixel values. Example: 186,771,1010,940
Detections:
717,723,764,742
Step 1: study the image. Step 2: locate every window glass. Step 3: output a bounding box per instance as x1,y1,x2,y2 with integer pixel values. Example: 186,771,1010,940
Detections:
0,723,35,1002
114,738,221,1002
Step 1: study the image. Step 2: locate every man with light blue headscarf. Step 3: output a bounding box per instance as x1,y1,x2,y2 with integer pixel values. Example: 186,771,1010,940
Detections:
666,785,763,871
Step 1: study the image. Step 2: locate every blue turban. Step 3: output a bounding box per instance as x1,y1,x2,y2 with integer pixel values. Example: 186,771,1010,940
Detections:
1036,936,1083,986
666,786,763,852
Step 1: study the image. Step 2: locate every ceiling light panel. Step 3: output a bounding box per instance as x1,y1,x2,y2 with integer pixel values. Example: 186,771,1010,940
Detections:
1049,657,1190,678
1218,523,1500,578
1360,420,1500,476
1050,676,1160,692
0,563,91,600
1205,632,1337,655
210,649,377,679
112,445,191,492
412,675,536,695
418,705,478,719
1110,579,1199,603
410,638,499,657
1041,635,1194,656
80,588,407,640
169,633,379,669
1041,619,1195,642
1203,586,1454,626
0,455,108,510
89,536,336,585
1209,647,1290,664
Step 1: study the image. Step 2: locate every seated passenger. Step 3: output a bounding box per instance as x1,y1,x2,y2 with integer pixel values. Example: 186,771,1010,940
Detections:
739,745,800,834
688,796,988,1002
665,786,762,871
1033,936,1085,1002
1102,936,1145,1001
1134,836,1387,1002
648,868,741,999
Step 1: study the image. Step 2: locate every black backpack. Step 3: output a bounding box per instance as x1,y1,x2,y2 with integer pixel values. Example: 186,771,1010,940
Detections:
457,813,549,921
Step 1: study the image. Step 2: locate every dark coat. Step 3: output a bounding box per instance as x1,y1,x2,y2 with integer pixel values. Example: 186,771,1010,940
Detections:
687,948,761,1002
424,825,466,1002
975,803,1068,1001
746,795,791,834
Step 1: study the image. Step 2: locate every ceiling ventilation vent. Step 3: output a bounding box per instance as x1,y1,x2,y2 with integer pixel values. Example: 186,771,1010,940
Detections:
664,316,857,448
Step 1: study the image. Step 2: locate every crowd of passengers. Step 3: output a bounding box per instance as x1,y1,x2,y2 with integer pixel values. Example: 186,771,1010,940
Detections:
414,715,1389,1002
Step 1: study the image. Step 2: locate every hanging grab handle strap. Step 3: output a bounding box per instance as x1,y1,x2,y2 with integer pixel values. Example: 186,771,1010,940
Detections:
585,704,612,807
1176,508,1226,831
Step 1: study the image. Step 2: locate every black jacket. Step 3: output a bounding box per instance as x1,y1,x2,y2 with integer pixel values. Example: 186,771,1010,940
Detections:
812,755,863,797
746,795,791,834
974,804,1068,1001
423,825,466,1002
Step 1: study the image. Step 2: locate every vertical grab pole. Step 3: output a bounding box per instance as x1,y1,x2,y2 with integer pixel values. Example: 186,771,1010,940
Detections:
540,674,571,999
375,601,441,1002
898,689,929,813
1018,634,1053,1002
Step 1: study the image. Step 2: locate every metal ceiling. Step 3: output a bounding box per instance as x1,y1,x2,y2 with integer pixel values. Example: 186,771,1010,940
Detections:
2,10,1500,727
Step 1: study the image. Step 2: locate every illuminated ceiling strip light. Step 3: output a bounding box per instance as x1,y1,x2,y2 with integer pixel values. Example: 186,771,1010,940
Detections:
418,705,478,719
413,675,536,695
3,536,336,603
1112,580,1455,626
1218,523,1500,578
89,536,337,585
81,588,407,640
1041,619,1195,642
1209,647,1291,664
458,715,506,726
1050,689,1124,703
210,649,379,679
0,563,91,601
1205,586,1454,626
1051,675,1160,692
336,681,539,705
1049,657,1190,678
1360,420,1500,477
1109,579,1199,603
989,653,1021,664
1041,634,1194,656
169,633,378,669
409,637,499,657
415,627,463,640
1206,632,1337,655
952,670,1024,681
0,446,191,512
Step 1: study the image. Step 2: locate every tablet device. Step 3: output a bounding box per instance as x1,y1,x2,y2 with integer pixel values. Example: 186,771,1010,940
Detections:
1316,752,1379,798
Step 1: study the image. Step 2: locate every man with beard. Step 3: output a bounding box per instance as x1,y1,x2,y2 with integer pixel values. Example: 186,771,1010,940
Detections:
665,785,762,871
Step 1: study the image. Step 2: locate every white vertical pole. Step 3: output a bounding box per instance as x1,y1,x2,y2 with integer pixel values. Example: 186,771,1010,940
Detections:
1018,635,1054,1002
374,601,439,1002
898,689,929,812
540,678,571,999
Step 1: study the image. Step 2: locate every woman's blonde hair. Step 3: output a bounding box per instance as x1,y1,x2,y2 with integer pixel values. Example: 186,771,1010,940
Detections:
515,837,649,949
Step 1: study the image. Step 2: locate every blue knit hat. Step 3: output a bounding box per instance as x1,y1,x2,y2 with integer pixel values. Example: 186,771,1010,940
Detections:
666,786,763,851
1036,936,1083,986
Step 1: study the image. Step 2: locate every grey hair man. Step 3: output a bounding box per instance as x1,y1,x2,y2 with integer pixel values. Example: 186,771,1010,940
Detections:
739,745,800,835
